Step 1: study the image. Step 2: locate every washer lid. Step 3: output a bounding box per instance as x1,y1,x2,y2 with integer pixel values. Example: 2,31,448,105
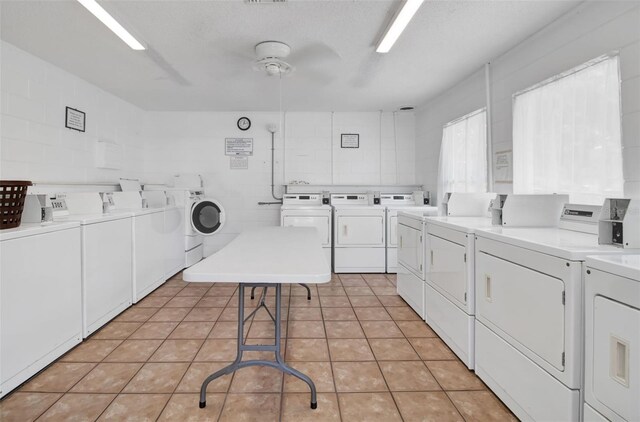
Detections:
191,199,225,235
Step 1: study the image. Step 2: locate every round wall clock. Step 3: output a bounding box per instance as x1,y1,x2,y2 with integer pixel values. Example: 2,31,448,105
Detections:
237,117,251,131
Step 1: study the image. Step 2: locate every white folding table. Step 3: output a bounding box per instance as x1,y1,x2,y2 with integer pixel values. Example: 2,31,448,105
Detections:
183,226,331,410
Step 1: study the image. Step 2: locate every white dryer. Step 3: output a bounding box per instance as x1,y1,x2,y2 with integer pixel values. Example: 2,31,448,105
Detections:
584,254,640,422
381,193,437,273
332,193,385,273
51,192,133,337
280,193,332,266
473,203,636,422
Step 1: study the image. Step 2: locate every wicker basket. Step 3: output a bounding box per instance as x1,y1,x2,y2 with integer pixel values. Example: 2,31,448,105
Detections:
1,180,33,229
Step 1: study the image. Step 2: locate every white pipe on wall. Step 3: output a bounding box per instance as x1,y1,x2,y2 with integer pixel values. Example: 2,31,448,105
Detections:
485,62,494,192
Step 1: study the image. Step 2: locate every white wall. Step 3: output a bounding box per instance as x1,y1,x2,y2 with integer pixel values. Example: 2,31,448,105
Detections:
285,111,415,185
143,110,416,255
415,68,486,202
416,2,640,200
0,41,146,183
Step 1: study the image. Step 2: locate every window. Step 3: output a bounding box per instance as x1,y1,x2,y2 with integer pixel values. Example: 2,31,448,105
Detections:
437,108,488,205
513,55,623,205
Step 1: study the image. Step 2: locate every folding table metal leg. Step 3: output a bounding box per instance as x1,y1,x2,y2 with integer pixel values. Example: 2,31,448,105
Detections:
243,286,275,322
299,283,312,300
199,283,317,410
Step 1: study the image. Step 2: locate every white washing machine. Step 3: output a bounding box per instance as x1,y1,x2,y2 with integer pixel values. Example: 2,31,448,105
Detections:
110,191,165,303
52,192,133,337
381,193,437,273
422,216,494,369
583,254,640,422
1,221,82,398
332,193,385,273
281,193,332,266
473,203,635,422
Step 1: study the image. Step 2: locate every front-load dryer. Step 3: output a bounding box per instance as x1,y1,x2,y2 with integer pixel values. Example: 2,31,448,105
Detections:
190,196,226,237
163,189,225,267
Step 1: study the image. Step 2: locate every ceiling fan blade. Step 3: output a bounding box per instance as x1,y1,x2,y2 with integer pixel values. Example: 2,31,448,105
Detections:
209,38,256,61
289,42,341,67
144,45,191,86
351,53,384,89
295,68,335,87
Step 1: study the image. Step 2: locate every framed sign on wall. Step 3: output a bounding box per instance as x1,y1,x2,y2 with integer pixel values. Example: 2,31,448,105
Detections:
341,134,359,148
225,138,253,156
65,107,85,132
494,149,513,183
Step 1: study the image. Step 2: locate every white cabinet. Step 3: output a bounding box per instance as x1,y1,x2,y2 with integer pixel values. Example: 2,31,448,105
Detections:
1,224,82,398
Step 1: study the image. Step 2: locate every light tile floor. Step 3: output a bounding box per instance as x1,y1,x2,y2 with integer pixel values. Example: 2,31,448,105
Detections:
0,272,517,421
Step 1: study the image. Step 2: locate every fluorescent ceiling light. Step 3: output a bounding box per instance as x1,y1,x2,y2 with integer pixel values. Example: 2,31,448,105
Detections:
376,0,424,53
76,0,145,50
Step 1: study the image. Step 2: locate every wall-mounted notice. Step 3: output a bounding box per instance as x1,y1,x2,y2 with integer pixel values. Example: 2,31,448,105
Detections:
341,133,359,148
225,138,253,156
65,107,85,132
230,156,249,170
494,150,513,183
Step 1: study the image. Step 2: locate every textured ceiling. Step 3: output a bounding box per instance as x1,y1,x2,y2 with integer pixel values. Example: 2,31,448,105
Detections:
0,0,580,111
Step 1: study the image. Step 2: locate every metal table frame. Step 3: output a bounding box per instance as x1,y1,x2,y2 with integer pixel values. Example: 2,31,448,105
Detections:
198,282,318,409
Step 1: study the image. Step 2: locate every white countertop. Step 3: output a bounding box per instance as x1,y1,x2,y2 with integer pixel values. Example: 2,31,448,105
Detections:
425,216,494,233
586,254,640,281
0,221,80,241
475,226,628,261
183,226,332,284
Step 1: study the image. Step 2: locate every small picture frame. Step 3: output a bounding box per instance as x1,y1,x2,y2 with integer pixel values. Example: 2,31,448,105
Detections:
65,107,86,132
341,133,359,148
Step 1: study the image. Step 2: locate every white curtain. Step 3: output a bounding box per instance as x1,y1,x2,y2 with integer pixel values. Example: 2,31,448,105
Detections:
513,55,623,205
437,109,487,211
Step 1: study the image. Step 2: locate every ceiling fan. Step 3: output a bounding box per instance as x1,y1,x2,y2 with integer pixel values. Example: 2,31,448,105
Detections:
252,41,294,76
211,38,340,85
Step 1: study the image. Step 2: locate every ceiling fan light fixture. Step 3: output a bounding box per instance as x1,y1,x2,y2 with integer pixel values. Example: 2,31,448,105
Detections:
376,0,424,54
265,63,282,76
76,0,145,50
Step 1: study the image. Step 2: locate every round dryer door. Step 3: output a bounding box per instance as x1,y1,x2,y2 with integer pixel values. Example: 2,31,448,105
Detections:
191,199,225,235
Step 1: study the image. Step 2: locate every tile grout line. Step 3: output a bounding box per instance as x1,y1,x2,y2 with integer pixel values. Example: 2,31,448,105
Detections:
355,276,406,422
321,275,344,422
92,279,191,422
28,282,184,421
151,281,227,421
